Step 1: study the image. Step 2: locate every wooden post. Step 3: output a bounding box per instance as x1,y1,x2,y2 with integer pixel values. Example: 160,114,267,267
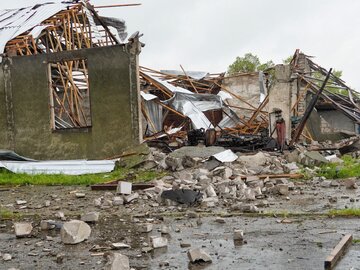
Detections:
324,234,352,270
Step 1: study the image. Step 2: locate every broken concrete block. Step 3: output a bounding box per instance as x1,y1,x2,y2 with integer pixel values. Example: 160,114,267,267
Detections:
150,236,168,248
60,220,91,244
344,178,358,189
55,211,66,221
111,243,131,249
205,185,217,197
116,181,132,195
112,196,124,206
81,212,99,223
160,225,170,234
139,223,153,233
213,166,232,179
14,222,33,238
187,248,212,263
124,193,139,203
180,241,191,248
75,192,85,198
231,203,259,213
233,229,244,241
277,184,289,195
40,220,59,230
105,253,130,270
16,200,27,205
2,253,12,261
215,217,226,223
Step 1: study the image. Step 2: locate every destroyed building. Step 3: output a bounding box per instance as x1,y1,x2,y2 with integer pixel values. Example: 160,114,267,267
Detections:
0,1,142,160
140,50,360,151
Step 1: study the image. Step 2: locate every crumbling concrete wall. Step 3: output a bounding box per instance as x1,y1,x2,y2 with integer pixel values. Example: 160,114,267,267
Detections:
0,44,141,160
268,65,296,141
221,73,263,119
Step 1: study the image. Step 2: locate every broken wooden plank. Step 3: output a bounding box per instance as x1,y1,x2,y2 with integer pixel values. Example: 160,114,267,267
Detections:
239,173,303,180
324,234,352,270
91,182,154,191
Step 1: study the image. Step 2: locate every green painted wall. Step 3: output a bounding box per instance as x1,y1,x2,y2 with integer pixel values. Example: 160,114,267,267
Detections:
0,45,140,160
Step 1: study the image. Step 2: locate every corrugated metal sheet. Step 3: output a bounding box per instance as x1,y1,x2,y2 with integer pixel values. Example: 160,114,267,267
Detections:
0,159,116,175
0,1,73,55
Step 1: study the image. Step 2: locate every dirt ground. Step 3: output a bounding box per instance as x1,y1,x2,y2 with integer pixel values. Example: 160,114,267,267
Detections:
0,183,360,270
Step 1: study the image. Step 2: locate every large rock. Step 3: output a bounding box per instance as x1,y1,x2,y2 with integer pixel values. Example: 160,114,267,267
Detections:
188,248,212,263
14,222,33,238
105,253,130,270
60,220,91,244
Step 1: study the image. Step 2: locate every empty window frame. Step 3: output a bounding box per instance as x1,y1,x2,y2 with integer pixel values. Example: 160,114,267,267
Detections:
49,59,91,130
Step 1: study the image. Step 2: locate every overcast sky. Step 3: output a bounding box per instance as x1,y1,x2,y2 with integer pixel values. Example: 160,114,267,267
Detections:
4,0,360,90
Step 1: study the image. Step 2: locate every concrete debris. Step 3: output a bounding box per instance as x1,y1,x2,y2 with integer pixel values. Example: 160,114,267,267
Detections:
160,225,170,234
75,192,86,198
16,200,27,205
14,222,33,238
111,243,131,249
233,229,244,241
105,253,130,270
150,236,168,248
113,196,124,206
188,248,212,263
124,193,139,204
343,178,358,189
60,220,91,244
2,253,12,261
81,212,100,223
180,242,191,248
116,181,132,195
40,220,61,230
139,223,153,233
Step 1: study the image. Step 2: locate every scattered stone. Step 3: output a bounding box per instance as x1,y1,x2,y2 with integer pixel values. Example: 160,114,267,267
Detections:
139,223,153,233
113,196,124,206
14,222,33,238
180,241,191,248
215,217,226,224
150,236,168,248
233,229,244,241
159,261,170,267
75,193,86,198
116,181,132,195
44,200,51,207
56,253,65,264
55,211,66,221
205,185,217,197
330,180,340,187
343,178,358,189
81,212,100,223
187,248,212,263
111,243,131,250
277,184,289,195
231,203,259,213
124,193,139,204
60,220,91,244
321,180,332,188
40,220,59,230
160,225,170,234
3,253,12,261
16,200,27,205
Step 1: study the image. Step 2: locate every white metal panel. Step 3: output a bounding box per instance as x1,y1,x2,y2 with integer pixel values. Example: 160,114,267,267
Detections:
0,160,116,175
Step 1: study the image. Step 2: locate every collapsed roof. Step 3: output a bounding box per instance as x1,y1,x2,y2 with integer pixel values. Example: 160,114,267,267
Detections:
0,0,127,58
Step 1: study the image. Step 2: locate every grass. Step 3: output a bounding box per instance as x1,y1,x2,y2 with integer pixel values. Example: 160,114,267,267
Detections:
328,208,360,217
0,208,20,219
318,155,360,179
353,239,360,244
0,167,166,186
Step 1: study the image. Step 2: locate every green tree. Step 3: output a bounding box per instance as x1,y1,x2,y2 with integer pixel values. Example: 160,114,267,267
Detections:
227,53,274,75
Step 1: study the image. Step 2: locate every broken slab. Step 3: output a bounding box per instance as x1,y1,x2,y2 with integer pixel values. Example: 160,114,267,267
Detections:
14,222,33,238
105,253,130,270
150,236,168,248
60,220,91,244
188,248,212,263
124,193,139,203
81,212,100,223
